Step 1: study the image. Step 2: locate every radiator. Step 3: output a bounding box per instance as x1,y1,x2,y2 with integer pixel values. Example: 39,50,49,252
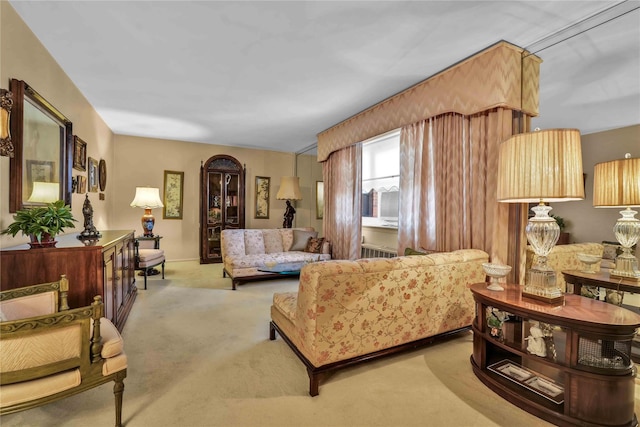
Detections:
360,244,398,259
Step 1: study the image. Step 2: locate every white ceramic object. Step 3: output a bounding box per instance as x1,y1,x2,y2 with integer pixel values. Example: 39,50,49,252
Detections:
576,253,602,274
483,263,512,291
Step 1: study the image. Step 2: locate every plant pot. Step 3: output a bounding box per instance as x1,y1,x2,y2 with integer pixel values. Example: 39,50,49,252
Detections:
29,233,57,249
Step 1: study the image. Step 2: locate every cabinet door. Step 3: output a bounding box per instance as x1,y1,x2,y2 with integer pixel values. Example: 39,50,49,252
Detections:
114,242,125,320
102,247,116,324
200,155,245,264
225,173,240,227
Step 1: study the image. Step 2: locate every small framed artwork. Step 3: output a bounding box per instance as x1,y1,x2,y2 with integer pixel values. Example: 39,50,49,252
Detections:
98,159,107,191
255,176,270,219
88,157,99,192
316,181,324,219
163,170,184,219
73,136,87,171
76,175,87,194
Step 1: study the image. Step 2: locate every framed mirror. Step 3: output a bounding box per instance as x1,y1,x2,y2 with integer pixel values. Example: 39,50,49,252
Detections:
9,79,73,212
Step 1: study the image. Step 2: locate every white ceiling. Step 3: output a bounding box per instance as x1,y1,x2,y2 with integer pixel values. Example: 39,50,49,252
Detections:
8,1,640,154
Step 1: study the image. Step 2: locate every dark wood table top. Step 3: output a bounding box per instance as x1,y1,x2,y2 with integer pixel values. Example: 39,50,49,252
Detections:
469,282,640,331
562,269,640,292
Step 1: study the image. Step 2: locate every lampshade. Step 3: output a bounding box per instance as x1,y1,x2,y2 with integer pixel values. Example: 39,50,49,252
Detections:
276,176,302,201
593,156,640,208
497,128,584,303
593,154,640,280
130,187,164,209
27,182,60,203
497,129,585,203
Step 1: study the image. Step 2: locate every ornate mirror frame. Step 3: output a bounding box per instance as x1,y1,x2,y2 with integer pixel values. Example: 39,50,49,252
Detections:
0,89,13,157
9,79,73,212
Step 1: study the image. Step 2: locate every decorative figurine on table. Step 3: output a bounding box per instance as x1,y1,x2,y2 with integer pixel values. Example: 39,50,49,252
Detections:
78,194,101,241
525,322,547,357
283,200,296,228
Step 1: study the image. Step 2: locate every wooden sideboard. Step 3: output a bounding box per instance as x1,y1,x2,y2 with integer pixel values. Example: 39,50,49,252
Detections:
469,282,640,426
0,230,137,331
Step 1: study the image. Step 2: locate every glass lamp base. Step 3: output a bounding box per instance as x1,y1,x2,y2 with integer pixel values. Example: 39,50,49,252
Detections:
610,254,640,282
523,269,564,304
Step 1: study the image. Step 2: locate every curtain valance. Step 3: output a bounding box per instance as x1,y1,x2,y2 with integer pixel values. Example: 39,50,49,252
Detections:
317,41,541,162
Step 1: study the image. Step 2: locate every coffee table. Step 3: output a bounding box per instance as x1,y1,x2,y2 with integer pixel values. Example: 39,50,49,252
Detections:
230,262,305,290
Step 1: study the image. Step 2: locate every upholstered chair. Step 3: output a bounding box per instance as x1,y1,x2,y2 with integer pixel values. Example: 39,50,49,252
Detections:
134,237,165,289
0,275,127,427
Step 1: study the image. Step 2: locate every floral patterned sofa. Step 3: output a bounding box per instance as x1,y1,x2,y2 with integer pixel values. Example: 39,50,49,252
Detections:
221,228,331,289
269,248,489,395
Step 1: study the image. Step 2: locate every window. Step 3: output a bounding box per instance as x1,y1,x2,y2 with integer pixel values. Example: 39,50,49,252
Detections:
361,130,400,228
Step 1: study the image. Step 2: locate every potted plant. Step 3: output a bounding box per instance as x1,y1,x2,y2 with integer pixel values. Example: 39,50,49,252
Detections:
1,200,77,248
551,214,570,244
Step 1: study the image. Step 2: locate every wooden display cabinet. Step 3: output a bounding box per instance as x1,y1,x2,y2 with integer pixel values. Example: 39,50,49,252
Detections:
0,230,136,331
200,155,245,264
469,282,640,427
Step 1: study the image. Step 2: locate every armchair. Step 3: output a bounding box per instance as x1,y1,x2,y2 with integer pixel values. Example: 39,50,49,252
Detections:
134,236,166,290
0,275,127,427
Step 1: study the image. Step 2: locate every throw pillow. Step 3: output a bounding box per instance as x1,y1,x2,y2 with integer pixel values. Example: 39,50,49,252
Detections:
305,237,325,254
290,230,318,251
404,247,427,256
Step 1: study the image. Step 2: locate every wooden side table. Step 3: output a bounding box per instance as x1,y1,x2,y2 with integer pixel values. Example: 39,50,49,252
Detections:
470,282,640,426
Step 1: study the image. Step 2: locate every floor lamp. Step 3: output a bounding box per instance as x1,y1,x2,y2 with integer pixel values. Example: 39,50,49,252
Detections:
497,129,585,303
593,154,640,281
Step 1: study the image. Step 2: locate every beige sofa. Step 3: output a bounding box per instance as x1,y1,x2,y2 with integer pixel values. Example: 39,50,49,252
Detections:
269,249,489,395
221,228,331,289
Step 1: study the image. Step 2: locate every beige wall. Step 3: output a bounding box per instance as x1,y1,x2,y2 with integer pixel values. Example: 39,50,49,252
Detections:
548,124,640,244
110,135,299,261
0,2,114,248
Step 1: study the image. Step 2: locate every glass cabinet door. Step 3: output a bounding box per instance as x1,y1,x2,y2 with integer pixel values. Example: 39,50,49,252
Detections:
200,155,245,264
225,173,239,226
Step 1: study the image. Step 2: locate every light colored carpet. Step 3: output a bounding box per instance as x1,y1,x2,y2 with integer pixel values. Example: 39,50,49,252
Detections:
2,261,637,426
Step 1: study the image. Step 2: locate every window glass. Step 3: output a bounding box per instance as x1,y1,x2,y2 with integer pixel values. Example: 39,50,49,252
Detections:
362,130,400,228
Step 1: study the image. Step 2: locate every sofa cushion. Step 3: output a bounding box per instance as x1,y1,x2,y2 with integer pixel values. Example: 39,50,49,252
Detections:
244,230,266,255
291,230,317,251
280,229,295,251
263,229,284,253
305,237,325,254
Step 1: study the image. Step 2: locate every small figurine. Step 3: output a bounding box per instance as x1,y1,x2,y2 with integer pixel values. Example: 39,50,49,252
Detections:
78,194,101,240
283,200,296,228
526,322,547,357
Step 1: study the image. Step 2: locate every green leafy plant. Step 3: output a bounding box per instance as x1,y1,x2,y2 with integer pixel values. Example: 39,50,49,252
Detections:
551,214,565,231
1,200,77,243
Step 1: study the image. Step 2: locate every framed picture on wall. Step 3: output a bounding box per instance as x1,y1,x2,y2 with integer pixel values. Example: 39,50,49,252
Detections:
316,181,324,219
73,136,87,171
255,176,270,219
163,170,184,219
88,157,99,192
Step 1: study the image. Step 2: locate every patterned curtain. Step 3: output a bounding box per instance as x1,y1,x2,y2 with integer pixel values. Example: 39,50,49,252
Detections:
398,108,528,281
323,144,362,260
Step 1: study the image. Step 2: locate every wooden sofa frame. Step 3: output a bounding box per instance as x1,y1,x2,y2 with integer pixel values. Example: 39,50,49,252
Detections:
269,320,470,396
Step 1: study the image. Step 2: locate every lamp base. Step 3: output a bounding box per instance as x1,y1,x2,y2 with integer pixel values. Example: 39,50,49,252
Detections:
610,254,640,281
523,268,564,305
141,208,156,237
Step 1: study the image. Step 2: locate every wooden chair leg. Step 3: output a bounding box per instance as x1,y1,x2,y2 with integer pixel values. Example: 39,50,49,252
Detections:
161,261,165,279
308,369,319,397
113,373,125,427
144,269,148,290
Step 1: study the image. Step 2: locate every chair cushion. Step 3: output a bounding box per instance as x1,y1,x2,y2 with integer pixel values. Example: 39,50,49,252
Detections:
0,369,81,408
92,318,125,358
244,230,266,255
138,248,165,262
0,291,57,321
